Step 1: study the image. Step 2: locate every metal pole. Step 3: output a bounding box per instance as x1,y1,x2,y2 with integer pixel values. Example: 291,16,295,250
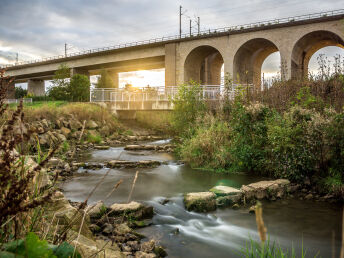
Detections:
198,17,200,34
179,6,182,38
190,19,192,36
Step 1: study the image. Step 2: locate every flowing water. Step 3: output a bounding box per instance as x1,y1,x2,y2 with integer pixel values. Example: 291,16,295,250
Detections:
61,140,343,258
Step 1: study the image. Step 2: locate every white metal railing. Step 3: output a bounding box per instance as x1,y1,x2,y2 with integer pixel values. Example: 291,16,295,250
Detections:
90,85,252,103
5,98,32,104
2,9,343,69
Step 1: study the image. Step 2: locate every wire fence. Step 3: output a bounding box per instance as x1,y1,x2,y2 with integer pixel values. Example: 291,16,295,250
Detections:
5,98,32,104
2,9,344,69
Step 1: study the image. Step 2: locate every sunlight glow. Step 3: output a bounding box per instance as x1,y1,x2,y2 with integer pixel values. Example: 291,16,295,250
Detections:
119,68,165,88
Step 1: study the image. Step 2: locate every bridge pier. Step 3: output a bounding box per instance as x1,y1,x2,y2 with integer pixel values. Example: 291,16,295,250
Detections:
28,79,45,96
71,68,90,80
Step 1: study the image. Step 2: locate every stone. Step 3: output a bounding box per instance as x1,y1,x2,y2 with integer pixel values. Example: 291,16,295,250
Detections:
114,223,132,235
140,240,155,253
61,127,71,137
67,230,98,257
305,193,313,200
48,157,63,166
232,204,240,210
56,133,67,142
241,179,290,201
94,145,110,150
127,241,140,251
210,185,241,196
102,223,114,235
184,192,217,212
154,246,167,257
87,120,98,129
110,201,143,214
88,201,105,219
216,193,241,208
64,163,71,173
70,119,83,130
135,252,156,258
249,205,255,214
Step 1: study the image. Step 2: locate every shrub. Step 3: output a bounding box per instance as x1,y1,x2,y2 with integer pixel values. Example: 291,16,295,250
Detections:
179,114,231,170
14,86,27,99
68,74,90,102
171,81,206,137
228,101,272,173
87,132,102,144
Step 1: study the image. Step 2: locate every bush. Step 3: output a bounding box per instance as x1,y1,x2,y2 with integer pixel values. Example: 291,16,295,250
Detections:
171,82,206,137
68,74,90,102
87,132,102,144
179,115,231,170
228,101,272,173
15,86,27,99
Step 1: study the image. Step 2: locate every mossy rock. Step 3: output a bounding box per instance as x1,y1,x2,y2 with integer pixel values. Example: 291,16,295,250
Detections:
184,192,216,212
209,185,241,197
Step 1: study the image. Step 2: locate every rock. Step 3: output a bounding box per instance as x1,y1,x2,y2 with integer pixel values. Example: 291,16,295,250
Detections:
102,223,114,235
114,223,132,235
135,251,156,258
95,240,124,258
305,193,313,200
48,157,63,166
216,194,241,208
88,201,105,219
127,241,140,251
61,127,71,137
89,224,101,233
210,185,241,197
111,201,143,213
70,120,83,130
249,205,255,213
241,179,290,201
107,160,160,169
72,162,86,168
94,145,110,150
87,120,98,129
232,204,240,210
184,192,217,212
64,163,71,173
67,230,98,257
140,240,155,253
154,246,167,257
56,133,67,142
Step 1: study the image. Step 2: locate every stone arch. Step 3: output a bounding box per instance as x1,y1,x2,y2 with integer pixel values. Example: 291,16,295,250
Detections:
291,30,344,80
233,38,280,89
184,45,224,85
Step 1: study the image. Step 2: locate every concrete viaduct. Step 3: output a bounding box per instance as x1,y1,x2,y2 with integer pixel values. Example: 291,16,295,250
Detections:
2,9,344,97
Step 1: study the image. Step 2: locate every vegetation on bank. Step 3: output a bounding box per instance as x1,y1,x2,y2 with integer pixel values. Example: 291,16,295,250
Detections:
172,73,344,198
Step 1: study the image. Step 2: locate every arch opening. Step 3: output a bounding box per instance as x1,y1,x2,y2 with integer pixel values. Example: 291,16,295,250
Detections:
261,52,281,89
184,45,224,85
291,30,344,80
233,38,279,90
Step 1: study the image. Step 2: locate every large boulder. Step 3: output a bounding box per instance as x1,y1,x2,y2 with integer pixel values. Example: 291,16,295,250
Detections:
209,185,241,197
88,201,105,219
184,192,217,212
110,201,153,220
241,179,290,201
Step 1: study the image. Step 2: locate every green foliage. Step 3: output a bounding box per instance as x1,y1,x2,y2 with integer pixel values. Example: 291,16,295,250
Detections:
87,133,102,144
228,101,272,173
14,87,27,99
179,115,231,170
240,237,308,258
48,64,90,101
0,233,80,258
68,74,90,102
290,86,324,111
171,81,206,137
95,69,115,88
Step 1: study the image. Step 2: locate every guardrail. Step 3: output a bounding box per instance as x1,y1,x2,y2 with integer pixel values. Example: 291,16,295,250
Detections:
5,98,33,104
2,8,344,69
90,84,252,103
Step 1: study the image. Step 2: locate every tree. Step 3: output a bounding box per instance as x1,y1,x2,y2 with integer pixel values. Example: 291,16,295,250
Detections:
48,64,70,100
15,86,27,99
96,69,115,88
68,74,90,102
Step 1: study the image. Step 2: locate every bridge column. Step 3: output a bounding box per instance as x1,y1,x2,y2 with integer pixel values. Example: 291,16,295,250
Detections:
108,71,119,88
165,43,177,86
279,47,292,81
28,79,45,96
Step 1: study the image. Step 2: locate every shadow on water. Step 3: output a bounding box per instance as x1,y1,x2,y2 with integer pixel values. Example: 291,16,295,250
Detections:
60,142,343,258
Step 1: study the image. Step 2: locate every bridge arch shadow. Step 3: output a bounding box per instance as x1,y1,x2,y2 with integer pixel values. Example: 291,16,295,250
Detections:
233,38,280,90
184,45,224,85
291,30,344,80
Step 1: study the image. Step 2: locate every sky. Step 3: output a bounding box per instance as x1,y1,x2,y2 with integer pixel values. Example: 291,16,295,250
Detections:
0,0,343,87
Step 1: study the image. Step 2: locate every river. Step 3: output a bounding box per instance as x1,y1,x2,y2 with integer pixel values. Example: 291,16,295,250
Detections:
60,140,343,258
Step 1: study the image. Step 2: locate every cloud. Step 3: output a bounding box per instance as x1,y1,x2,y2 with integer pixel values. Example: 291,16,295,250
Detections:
0,0,343,75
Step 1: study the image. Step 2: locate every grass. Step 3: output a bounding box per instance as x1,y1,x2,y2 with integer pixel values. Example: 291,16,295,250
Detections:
86,133,102,144
135,110,173,134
